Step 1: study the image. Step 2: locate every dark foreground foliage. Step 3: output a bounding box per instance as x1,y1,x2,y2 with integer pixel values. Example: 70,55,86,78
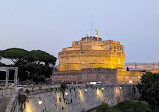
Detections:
137,72,159,105
87,100,150,112
96,103,117,112
112,100,150,112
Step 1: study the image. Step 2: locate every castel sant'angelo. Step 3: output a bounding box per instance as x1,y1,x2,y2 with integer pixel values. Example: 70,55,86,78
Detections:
58,30,124,71
52,30,158,84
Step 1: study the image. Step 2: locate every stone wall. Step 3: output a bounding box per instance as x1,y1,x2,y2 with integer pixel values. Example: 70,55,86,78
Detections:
22,84,139,112
59,50,125,71
117,69,144,84
52,68,145,84
5,88,23,112
52,68,117,84
125,63,159,71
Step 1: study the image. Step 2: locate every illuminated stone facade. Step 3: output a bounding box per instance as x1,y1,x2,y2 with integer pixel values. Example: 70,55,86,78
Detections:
52,68,117,84
53,33,146,84
52,68,143,84
58,36,125,71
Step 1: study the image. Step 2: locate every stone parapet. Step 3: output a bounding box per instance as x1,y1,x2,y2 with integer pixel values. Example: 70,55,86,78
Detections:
21,84,140,112
52,67,146,84
125,63,159,71
52,68,117,84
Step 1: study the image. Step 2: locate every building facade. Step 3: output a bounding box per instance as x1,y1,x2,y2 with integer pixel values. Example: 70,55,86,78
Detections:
52,68,117,84
52,32,146,84
58,35,125,71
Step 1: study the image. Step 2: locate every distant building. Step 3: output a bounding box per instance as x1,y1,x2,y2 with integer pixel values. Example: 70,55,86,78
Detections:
125,63,159,72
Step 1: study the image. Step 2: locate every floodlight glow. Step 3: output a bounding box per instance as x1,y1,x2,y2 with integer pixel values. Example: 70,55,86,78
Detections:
129,80,133,84
65,92,68,96
38,100,42,104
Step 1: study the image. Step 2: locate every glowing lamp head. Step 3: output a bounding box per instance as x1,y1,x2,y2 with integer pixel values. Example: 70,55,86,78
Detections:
101,88,104,90
119,87,122,89
129,80,133,84
85,89,87,92
38,100,43,104
65,92,68,96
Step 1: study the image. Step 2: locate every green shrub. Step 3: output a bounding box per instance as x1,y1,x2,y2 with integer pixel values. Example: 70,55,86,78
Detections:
25,89,30,95
137,72,159,105
60,83,68,92
112,100,150,112
87,101,150,112
96,103,118,112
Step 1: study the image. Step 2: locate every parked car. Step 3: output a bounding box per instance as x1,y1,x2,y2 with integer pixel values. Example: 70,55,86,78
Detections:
96,81,103,84
9,83,14,87
88,82,97,85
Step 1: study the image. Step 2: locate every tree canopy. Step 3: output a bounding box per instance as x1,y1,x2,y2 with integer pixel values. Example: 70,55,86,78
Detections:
0,51,2,60
0,48,30,64
0,48,56,65
30,50,56,65
0,48,57,83
137,72,159,105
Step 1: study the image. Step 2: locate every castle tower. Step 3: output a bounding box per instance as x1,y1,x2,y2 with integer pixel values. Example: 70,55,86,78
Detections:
58,32,125,71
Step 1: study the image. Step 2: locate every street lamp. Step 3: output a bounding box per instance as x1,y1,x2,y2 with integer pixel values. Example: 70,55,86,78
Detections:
65,92,68,96
38,100,43,104
129,80,133,84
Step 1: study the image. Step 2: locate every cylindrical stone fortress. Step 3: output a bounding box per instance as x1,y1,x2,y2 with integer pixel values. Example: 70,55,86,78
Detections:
58,36,125,71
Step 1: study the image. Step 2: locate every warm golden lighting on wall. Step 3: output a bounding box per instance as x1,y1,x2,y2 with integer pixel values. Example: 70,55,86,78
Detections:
96,88,103,100
58,37,125,71
79,89,85,102
25,102,34,112
56,93,60,103
114,87,120,97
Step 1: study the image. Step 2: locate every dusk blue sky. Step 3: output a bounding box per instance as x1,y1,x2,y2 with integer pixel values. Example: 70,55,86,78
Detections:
0,0,159,64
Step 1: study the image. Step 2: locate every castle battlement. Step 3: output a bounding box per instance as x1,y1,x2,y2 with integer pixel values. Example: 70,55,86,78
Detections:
53,68,116,75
